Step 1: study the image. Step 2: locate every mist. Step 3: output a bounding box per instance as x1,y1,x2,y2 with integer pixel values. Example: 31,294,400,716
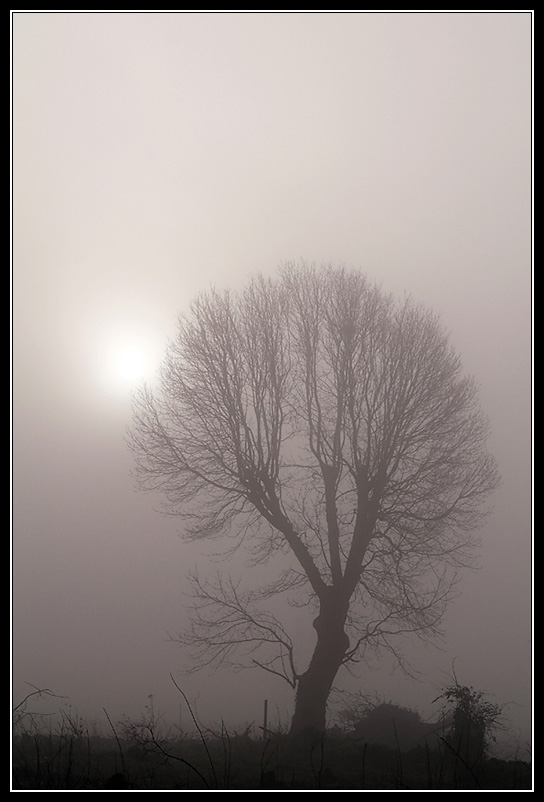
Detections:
12,10,531,765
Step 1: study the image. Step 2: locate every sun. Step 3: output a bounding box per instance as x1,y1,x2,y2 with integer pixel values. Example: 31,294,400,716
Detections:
90,322,162,396
87,306,168,398
103,334,158,392
112,342,151,384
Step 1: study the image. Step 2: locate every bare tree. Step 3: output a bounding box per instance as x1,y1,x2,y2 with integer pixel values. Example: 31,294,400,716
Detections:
129,263,499,737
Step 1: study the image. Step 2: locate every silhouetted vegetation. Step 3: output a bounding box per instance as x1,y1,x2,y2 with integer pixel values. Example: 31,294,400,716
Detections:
12,684,531,790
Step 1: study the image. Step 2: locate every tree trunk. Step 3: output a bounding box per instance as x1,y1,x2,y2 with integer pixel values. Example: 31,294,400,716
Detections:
289,595,349,739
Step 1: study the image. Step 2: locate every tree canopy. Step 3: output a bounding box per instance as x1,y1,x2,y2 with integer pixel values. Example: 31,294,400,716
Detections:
129,263,500,735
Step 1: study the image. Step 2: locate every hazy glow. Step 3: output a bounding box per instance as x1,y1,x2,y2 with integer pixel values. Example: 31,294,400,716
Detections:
109,341,152,385
89,320,162,395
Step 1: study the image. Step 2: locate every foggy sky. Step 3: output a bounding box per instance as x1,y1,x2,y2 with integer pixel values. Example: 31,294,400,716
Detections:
12,11,532,750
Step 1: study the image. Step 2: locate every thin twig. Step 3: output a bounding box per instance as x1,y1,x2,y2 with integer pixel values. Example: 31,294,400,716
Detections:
102,707,126,777
170,673,218,788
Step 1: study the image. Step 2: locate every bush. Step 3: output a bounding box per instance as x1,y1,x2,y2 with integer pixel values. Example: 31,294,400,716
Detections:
433,682,504,773
336,693,431,751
